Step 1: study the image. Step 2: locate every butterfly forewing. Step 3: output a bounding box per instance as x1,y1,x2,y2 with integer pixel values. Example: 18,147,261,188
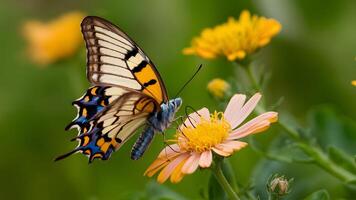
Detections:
81,16,168,104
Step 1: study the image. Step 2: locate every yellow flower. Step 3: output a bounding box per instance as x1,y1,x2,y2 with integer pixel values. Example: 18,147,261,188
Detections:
352,80,356,86
145,93,278,183
23,12,85,65
183,10,282,61
207,78,231,99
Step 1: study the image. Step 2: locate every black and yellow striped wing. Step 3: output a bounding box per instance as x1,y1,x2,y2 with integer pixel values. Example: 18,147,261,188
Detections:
81,16,168,105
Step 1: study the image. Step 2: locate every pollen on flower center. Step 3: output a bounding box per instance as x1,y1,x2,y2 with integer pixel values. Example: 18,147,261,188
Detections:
177,111,231,153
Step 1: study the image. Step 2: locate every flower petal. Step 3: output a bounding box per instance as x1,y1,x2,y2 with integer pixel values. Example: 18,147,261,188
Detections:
157,144,181,158
144,159,169,177
144,152,181,177
229,112,278,140
227,93,262,129
221,141,248,152
157,153,189,183
199,150,213,168
170,159,187,183
182,107,210,127
212,147,231,157
224,94,246,123
181,152,200,174
215,144,234,154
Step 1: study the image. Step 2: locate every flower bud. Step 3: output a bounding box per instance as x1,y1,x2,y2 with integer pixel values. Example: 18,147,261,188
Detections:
207,78,231,99
267,174,293,197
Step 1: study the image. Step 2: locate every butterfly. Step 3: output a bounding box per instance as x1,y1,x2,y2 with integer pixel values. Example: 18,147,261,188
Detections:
56,16,182,162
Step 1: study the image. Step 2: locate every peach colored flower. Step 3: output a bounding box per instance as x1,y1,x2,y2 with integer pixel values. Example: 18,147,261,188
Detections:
145,93,278,183
352,80,356,86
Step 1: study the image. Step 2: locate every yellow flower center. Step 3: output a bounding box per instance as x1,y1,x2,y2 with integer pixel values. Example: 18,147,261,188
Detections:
176,111,231,153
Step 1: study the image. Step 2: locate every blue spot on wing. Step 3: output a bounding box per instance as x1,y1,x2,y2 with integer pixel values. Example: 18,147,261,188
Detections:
56,86,117,162
65,86,110,135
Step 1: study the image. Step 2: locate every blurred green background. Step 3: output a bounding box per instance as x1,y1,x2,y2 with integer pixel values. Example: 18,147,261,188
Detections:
0,0,355,199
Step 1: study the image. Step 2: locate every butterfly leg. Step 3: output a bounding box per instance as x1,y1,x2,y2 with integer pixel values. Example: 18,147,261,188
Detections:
131,126,155,160
173,115,184,122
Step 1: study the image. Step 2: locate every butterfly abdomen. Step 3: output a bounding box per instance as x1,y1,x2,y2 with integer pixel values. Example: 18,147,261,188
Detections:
131,126,155,160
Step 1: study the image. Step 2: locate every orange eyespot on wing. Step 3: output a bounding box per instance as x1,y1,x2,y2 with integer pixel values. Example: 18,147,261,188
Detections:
81,16,168,104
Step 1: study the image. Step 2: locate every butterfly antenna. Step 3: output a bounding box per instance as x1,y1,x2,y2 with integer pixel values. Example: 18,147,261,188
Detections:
162,132,179,156
184,105,202,128
174,64,203,98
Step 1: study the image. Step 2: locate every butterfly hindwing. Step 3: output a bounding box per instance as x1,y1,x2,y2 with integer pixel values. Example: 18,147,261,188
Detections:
81,16,168,104
57,90,159,162
65,86,131,134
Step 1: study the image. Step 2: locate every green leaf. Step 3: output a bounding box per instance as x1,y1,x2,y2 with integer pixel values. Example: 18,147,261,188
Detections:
328,146,356,175
309,106,356,154
250,135,312,164
303,189,330,200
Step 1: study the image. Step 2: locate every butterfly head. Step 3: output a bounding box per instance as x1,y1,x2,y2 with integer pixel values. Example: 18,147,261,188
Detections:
169,97,182,112
166,97,182,122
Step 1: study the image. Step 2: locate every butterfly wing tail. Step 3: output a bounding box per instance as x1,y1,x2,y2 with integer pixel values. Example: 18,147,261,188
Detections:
56,86,112,161
54,148,79,161
55,128,116,163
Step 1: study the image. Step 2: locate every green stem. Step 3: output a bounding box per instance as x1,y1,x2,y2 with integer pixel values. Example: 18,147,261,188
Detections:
277,114,356,184
265,98,356,183
298,143,356,183
276,121,301,141
246,64,260,91
223,160,240,194
211,160,240,200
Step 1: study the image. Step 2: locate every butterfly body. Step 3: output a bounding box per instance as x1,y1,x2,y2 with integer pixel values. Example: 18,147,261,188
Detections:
149,98,182,132
56,16,183,162
131,97,182,160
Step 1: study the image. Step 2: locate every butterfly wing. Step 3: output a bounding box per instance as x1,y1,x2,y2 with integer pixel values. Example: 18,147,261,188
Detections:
57,16,170,162
64,86,137,134
57,90,158,162
81,16,168,104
